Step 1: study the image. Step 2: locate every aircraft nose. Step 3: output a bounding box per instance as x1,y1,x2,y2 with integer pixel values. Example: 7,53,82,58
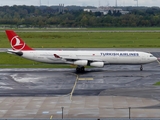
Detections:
151,55,158,62
156,57,160,64
157,57,160,61
151,54,157,60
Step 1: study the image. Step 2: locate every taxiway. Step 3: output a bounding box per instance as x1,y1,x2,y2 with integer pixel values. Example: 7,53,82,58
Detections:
0,61,160,99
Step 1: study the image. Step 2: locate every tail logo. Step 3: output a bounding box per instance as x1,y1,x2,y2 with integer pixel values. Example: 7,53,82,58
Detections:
11,36,25,50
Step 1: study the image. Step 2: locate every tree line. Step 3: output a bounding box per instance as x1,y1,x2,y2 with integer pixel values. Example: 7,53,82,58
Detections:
0,5,160,27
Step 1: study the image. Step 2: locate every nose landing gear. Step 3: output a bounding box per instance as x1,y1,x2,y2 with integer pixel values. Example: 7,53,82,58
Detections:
140,65,143,71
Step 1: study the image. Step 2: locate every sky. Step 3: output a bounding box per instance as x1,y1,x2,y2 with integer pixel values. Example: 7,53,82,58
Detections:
0,0,159,7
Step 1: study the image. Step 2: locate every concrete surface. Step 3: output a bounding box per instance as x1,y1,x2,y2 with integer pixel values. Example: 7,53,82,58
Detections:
0,96,159,118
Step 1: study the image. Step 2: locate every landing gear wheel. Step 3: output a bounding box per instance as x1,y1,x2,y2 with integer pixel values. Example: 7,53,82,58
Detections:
140,65,143,71
80,67,85,72
76,66,85,73
76,67,80,73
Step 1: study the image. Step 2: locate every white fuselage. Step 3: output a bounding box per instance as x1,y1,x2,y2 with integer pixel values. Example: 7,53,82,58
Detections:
20,50,157,66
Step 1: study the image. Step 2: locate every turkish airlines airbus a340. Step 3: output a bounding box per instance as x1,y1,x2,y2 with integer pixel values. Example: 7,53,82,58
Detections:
5,30,157,72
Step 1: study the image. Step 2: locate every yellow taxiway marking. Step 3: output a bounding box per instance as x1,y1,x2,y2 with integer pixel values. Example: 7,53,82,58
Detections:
78,78,94,80
70,74,79,101
50,115,53,119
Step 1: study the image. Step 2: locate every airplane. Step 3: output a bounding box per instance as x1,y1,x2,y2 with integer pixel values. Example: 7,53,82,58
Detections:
5,30,157,73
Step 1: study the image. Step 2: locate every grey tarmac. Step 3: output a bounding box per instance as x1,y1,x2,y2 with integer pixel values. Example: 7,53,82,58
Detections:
0,61,160,99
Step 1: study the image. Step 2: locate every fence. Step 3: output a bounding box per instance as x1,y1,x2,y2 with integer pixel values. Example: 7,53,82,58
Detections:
1,107,159,119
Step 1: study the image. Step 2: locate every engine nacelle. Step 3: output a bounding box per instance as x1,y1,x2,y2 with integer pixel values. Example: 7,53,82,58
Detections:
74,60,88,66
90,62,104,67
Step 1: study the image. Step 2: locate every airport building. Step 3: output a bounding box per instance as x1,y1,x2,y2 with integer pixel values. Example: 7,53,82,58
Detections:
84,7,129,15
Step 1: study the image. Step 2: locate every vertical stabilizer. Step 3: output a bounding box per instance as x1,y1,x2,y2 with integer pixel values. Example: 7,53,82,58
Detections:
5,30,33,51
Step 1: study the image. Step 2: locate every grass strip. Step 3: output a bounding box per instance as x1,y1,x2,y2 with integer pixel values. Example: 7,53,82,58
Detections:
0,32,160,48
154,82,160,86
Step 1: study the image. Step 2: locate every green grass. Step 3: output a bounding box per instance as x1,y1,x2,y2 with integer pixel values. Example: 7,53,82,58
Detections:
154,82,160,86
88,27,160,30
1,32,160,48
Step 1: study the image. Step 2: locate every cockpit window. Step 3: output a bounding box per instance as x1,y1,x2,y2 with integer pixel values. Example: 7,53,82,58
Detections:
150,55,154,57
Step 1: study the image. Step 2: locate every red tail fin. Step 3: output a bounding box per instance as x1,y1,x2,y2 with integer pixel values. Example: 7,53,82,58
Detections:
5,30,33,51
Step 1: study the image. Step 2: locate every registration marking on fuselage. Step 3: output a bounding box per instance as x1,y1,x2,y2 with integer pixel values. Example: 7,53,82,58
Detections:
78,78,94,81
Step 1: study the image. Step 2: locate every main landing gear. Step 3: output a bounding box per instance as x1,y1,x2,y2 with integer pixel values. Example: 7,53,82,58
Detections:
76,66,85,73
140,65,143,71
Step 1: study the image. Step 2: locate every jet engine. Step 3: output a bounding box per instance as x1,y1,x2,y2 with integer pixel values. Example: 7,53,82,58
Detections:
73,60,88,66
90,62,104,67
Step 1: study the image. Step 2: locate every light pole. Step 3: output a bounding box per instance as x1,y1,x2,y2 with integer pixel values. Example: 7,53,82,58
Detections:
134,0,138,7
129,107,131,119
115,0,117,7
62,107,64,119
